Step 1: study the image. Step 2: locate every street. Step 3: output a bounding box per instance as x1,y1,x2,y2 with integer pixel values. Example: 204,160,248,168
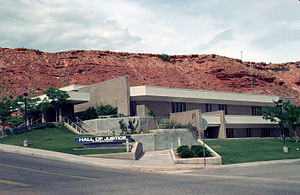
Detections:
1,151,300,194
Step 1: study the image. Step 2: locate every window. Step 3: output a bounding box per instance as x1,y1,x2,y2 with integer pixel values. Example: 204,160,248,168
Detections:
226,128,234,138
218,104,228,115
252,106,262,116
130,101,137,116
171,102,175,113
205,104,212,112
261,128,270,137
171,102,187,113
183,103,186,111
246,128,252,137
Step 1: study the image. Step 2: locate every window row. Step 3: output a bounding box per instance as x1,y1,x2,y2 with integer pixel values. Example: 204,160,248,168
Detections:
171,102,186,113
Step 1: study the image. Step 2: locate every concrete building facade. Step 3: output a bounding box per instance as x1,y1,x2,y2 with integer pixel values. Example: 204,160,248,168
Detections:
40,77,298,139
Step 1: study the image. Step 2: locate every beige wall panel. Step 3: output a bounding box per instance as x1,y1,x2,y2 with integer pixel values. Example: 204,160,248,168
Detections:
74,77,130,116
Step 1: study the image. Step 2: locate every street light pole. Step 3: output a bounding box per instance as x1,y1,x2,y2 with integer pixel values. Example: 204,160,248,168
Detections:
23,93,29,147
278,100,288,153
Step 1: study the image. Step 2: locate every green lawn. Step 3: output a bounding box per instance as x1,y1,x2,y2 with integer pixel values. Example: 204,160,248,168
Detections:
0,126,126,155
206,138,300,165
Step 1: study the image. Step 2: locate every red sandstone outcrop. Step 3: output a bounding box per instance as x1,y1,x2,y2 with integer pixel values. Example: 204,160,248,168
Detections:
0,48,299,104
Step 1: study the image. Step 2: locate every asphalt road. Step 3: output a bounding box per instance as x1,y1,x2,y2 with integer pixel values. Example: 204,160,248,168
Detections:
1,151,300,195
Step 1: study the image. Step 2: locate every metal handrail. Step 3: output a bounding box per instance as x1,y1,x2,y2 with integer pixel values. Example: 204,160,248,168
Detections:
63,117,86,134
75,116,96,132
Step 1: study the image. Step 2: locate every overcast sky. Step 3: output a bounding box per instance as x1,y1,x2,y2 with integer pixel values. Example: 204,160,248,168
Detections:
0,0,299,63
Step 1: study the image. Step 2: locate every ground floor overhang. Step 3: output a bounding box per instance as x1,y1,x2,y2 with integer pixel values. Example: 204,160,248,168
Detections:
201,114,278,128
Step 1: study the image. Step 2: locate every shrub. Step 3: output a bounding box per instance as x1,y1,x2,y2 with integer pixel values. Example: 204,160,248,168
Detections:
191,145,212,157
96,104,118,116
148,110,156,117
81,107,98,120
111,113,125,118
164,121,176,129
177,145,212,158
160,53,169,62
176,145,189,154
178,147,194,158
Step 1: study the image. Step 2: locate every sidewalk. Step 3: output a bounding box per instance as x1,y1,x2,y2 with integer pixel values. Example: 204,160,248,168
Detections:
1,144,299,173
0,144,206,172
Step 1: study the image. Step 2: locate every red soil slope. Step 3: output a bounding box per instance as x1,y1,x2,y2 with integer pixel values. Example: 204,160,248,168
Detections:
0,48,299,104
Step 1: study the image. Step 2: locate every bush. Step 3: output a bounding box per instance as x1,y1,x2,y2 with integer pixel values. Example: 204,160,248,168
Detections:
177,145,212,158
178,147,194,158
111,113,125,118
160,53,169,62
148,110,156,117
177,145,189,154
191,145,212,157
96,104,118,116
81,107,98,120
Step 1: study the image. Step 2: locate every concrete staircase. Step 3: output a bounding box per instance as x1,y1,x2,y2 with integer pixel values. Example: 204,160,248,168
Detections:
63,117,96,135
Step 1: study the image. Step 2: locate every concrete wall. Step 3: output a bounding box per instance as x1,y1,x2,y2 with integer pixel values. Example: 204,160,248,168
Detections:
74,77,130,116
83,116,156,134
170,109,201,133
132,129,199,151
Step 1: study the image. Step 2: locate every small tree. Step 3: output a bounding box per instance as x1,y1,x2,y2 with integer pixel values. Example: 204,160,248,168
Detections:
14,95,41,125
0,97,15,130
260,101,300,143
44,88,70,122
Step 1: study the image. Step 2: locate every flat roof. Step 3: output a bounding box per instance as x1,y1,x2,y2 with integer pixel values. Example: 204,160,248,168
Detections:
35,91,90,105
130,86,293,106
59,84,88,91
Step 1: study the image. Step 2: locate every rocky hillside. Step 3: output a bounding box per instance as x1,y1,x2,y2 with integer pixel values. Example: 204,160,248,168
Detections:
0,48,299,104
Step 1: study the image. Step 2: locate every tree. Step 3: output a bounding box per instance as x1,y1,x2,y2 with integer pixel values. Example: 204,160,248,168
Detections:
0,97,15,130
43,88,70,122
14,95,41,125
96,104,118,116
260,101,300,143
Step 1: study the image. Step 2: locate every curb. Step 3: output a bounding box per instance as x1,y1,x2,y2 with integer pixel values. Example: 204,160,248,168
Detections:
0,144,205,172
1,144,299,173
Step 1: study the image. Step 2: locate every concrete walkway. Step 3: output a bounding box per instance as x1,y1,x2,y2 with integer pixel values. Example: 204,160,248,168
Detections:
1,144,300,173
0,144,206,172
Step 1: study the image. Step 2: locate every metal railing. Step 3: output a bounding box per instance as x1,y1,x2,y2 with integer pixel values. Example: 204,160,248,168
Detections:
63,117,87,134
75,116,96,133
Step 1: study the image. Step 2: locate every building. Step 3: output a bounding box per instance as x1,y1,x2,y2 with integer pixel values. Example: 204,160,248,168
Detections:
40,77,297,139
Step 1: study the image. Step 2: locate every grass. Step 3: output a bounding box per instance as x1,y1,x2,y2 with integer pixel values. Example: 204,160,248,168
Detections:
0,126,126,155
206,138,300,165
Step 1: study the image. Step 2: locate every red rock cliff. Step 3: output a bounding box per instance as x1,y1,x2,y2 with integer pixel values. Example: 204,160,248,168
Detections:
0,48,299,104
